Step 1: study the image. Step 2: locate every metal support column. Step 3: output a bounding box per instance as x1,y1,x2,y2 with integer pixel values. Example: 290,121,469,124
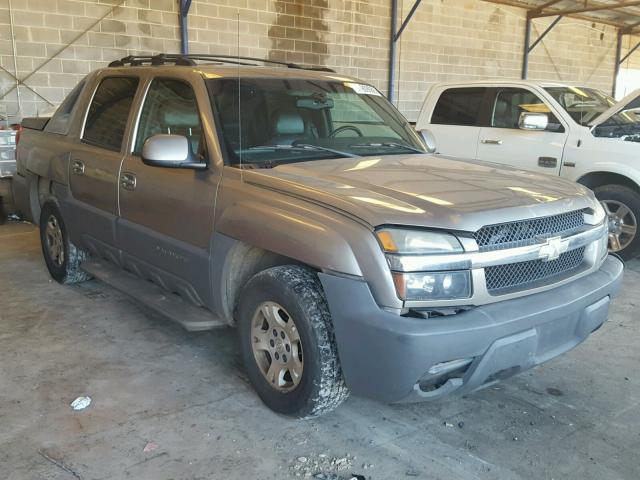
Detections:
179,0,193,55
522,17,531,79
388,0,398,103
522,15,562,79
614,31,623,97
388,0,422,104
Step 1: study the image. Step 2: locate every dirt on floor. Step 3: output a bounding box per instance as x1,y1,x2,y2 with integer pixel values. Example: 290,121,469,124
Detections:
1,221,638,480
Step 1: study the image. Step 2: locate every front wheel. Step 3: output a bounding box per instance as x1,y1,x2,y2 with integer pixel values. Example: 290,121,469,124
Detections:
594,184,640,260
237,265,349,418
39,201,92,284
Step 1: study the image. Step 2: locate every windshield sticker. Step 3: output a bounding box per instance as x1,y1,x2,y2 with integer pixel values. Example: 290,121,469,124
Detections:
344,82,382,97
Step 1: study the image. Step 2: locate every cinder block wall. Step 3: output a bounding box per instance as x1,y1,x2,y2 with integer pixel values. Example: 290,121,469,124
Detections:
0,0,629,123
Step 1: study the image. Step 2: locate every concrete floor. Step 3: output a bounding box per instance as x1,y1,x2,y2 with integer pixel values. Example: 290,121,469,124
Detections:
1,221,638,480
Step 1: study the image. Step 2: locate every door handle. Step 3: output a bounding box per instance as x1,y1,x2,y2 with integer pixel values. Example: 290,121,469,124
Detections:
120,172,137,191
481,139,502,145
72,160,85,175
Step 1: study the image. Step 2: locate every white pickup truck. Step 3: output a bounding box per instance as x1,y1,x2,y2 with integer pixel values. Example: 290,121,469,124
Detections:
416,81,640,259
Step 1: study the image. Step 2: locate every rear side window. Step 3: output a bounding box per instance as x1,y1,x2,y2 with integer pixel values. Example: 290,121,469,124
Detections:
431,88,486,126
45,79,86,135
83,76,139,151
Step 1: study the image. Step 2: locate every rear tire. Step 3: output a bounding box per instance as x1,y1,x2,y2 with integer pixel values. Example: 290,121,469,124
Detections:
39,201,91,284
237,265,349,419
594,184,640,260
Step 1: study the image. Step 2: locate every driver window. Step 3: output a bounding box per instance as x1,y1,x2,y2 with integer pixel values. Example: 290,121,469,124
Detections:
492,88,564,133
134,78,203,155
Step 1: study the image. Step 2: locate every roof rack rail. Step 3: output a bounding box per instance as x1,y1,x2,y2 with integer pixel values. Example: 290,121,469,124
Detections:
108,53,335,72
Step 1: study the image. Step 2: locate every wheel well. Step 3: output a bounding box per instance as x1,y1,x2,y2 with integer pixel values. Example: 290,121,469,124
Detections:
577,172,639,192
28,175,54,223
221,242,310,324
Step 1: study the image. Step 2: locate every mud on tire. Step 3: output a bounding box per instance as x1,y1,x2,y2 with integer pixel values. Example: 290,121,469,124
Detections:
237,265,349,419
39,201,92,284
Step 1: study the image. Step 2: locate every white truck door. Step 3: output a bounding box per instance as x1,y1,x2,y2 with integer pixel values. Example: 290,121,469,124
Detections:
416,87,487,160
476,87,568,175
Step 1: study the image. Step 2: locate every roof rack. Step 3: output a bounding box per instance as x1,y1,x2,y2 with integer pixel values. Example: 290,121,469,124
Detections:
108,53,335,72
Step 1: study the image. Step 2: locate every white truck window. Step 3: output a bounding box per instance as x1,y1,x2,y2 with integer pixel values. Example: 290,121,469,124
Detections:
431,88,486,126
491,88,564,133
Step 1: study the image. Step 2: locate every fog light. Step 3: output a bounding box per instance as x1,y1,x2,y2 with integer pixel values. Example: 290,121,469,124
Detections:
392,270,471,301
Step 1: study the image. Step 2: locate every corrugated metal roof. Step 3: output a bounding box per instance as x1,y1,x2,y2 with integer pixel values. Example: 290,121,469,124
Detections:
483,0,640,32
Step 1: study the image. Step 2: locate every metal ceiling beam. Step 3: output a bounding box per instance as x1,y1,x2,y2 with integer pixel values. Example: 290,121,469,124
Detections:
531,1,640,18
528,0,563,17
483,1,632,28
621,19,640,33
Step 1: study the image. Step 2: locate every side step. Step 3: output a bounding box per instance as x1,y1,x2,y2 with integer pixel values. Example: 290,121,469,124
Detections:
82,260,226,331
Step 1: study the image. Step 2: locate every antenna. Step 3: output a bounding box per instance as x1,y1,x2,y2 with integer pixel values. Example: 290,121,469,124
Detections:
237,11,243,181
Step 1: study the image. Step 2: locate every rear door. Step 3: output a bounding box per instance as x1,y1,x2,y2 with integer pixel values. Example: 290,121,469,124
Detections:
475,87,568,175
68,75,139,252
417,87,488,159
117,76,219,307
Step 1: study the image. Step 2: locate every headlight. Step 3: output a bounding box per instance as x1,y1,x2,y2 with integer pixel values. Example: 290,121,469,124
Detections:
591,200,607,225
376,228,463,254
392,271,472,301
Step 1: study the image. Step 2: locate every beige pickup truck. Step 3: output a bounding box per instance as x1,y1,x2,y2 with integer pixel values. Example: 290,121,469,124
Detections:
14,54,622,418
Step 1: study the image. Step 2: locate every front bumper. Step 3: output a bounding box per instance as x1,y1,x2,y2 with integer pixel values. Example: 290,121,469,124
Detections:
319,255,623,403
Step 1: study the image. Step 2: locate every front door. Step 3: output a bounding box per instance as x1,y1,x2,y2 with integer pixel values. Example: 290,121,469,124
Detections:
475,87,567,175
67,75,139,252
117,77,219,307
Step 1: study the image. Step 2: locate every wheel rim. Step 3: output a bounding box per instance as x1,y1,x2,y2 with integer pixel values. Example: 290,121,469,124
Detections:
250,301,303,392
601,199,637,252
45,214,65,267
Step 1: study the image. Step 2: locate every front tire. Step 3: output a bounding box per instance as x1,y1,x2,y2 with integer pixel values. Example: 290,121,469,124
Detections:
237,265,349,419
594,185,640,260
39,201,91,284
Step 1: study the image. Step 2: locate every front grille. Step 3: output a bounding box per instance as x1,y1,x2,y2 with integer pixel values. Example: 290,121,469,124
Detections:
474,210,586,251
485,246,586,295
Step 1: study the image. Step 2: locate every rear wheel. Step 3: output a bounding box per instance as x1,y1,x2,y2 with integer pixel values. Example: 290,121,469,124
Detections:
39,201,91,284
237,265,349,418
594,185,640,260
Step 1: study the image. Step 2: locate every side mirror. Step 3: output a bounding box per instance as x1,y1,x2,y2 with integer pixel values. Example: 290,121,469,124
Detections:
420,129,437,154
518,112,549,131
141,134,206,170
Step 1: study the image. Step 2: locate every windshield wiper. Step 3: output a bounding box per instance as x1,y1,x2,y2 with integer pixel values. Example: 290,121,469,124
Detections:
247,144,359,158
349,142,426,154
238,144,359,168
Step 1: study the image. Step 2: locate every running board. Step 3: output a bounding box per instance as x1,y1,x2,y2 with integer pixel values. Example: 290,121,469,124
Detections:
81,260,226,331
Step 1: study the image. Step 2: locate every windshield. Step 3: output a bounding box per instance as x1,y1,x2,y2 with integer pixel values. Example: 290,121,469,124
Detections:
545,86,640,139
207,77,426,167
544,87,618,126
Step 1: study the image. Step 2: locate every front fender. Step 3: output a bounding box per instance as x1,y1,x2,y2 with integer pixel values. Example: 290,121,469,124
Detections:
215,199,363,276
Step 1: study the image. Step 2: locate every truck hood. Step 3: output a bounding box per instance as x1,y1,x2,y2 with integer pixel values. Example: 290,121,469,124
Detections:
589,88,640,127
245,154,595,231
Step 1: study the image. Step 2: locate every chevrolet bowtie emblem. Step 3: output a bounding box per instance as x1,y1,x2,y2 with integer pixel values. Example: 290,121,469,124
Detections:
536,236,569,262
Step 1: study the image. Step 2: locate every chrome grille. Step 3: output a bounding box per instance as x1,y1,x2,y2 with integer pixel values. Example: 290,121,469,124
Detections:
474,210,586,251
485,246,586,295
